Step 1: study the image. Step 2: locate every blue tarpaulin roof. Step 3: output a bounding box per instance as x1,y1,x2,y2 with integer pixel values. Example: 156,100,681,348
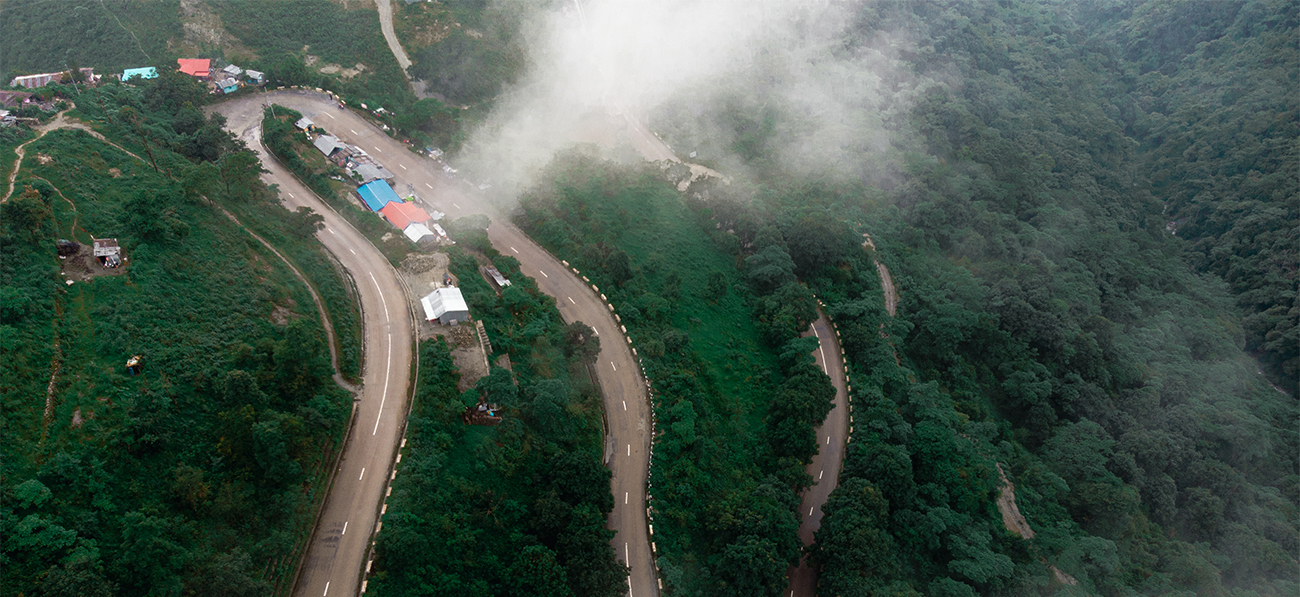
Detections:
357,180,401,211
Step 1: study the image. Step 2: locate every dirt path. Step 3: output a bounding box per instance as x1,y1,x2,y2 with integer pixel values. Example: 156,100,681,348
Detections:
862,233,898,317
219,207,358,394
375,0,413,72
4,108,148,203
6,108,354,394
29,176,87,241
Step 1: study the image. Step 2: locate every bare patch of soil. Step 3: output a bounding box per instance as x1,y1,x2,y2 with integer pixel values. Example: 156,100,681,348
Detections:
330,0,375,9
178,0,256,57
270,303,299,326
59,243,127,283
108,168,122,178
996,464,1035,539
996,464,1079,586
317,62,367,79
398,252,487,390
35,153,51,164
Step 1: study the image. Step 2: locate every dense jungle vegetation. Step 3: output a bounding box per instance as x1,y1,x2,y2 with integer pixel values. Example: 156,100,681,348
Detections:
1,73,359,595
367,228,626,597
636,0,1295,595
514,154,838,596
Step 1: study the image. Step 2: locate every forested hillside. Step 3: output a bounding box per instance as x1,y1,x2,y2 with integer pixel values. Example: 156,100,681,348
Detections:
515,154,837,595
635,0,1295,594
1,75,357,595
1082,0,1298,395
644,0,1294,593
368,228,626,597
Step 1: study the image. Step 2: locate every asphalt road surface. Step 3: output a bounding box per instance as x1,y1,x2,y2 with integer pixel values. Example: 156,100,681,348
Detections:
211,95,414,597
785,311,850,596
213,90,657,597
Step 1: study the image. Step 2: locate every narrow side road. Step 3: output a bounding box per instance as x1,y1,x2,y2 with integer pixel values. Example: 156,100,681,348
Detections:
785,310,850,597
375,0,413,73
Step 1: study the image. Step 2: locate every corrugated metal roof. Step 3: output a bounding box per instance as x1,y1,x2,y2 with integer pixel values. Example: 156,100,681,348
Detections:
355,163,394,183
404,223,434,242
177,59,211,77
356,180,401,211
93,238,120,257
421,287,470,322
380,201,431,230
313,135,343,156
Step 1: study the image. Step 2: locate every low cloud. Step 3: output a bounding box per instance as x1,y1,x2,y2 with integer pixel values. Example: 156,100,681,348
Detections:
458,0,915,201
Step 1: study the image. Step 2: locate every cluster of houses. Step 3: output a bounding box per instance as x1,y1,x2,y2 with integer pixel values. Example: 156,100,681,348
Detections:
292,116,452,248
162,59,264,95
289,116,473,326
6,59,264,98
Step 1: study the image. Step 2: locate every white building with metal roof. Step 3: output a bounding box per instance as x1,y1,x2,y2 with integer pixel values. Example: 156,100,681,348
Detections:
421,287,470,325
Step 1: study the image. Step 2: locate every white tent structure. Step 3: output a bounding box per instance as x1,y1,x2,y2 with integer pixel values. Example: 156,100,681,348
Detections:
421,287,470,325
404,222,435,243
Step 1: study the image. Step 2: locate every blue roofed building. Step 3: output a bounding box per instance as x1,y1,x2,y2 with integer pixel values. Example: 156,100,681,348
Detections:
356,180,401,211
121,67,158,82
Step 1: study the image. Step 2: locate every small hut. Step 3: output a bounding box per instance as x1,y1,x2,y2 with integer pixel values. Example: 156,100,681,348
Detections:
93,238,121,267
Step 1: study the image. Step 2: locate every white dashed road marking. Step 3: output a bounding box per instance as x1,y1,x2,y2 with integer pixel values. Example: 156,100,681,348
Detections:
511,246,518,253
568,297,575,304
324,581,329,596
399,164,406,170
350,129,358,134
452,203,461,209
425,183,432,189
623,400,627,410
611,361,617,371
342,521,347,535
323,112,334,119
369,273,393,436
359,468,365,480
539,270,548,278
374,146,383,153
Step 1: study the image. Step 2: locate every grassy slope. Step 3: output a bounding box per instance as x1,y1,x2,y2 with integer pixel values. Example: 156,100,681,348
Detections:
1,127,351,595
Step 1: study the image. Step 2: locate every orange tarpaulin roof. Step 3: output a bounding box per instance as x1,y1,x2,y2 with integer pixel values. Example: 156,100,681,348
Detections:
380,201,431,230
177,59,210,77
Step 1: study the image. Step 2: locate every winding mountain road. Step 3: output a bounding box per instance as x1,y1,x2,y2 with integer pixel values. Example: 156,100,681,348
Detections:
211,96,414,597
213,90,656,597
786,311,849,597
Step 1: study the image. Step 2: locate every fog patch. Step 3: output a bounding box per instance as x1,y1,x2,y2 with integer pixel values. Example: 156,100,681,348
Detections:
458,0,916,203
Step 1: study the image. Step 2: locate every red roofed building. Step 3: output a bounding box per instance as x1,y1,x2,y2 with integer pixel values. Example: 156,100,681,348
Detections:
177,59,211,78
380,201,432,230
